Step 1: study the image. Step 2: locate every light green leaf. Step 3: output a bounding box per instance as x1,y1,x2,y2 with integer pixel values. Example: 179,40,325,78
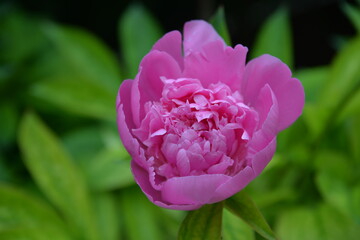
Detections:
346,115,360,161
293,66,329,103
119,4,162,77
18,112,100,240
251,7,293,68
42,22,121,91
31,75,115,121
343,3,360,32
315,37,360,137
275,207,322,240
178,202,223,240
85,147,133,191
119,187,164,240
93,193,120,240
0,184,71,240
315,171,352,217
223,208,254,240
338,87,360,121
62,125,133,191
225,191,276,240
210,6,231,45
351,184,360,223
276,205,360,240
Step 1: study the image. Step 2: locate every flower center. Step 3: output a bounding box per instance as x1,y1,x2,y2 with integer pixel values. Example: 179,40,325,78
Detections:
133,78,258,181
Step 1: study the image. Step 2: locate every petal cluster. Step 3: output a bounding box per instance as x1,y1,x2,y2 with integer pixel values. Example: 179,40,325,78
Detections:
116,20,304,210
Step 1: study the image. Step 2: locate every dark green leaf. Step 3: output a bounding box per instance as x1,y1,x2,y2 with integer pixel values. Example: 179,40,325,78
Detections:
18,112,100,240
210,6,231,45
119,4,162,77
0,10,45,64
223,208,255,240
0,183,71,240
42,22,121,91
251,7,293,68
178,202,223,240
343,3,360,32
225,191,276,240
0,104,18,147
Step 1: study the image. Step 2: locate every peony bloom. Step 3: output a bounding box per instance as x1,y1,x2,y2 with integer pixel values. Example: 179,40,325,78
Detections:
116,20,304,210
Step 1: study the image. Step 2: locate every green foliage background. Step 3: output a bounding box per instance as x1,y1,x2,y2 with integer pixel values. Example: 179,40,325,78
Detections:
1,2,360,240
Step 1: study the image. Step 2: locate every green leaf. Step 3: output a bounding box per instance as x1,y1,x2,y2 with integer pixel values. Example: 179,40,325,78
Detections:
119,4,162,77
343,3,360,32
276,205,360,240
315,171,352,217
275,207,322,240
251,7,293,69
0,10,45,64
18,112,100,240
62,126,133,191
42,22,121,91
29,22,121,120
347,115,360,160
178,202,223,240
0,183,71,240
315,37,360,136
93,193,120,240
338,87,360,121
225,191,276,240
0,103,18,147
210,6,231,45
119,187,164,240
293,66,329,104
31,75,115,121
85,147,133,191
223,208,255,240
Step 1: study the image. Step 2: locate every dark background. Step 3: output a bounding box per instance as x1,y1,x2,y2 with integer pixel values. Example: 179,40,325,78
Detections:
5,0,356,68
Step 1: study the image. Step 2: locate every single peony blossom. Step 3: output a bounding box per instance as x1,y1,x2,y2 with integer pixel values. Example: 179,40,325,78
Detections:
116,20,304,210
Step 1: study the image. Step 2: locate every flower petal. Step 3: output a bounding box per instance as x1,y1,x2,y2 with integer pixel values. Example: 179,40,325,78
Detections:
131,161,202,210
152,30,184,69
210,166,255,203
136,50,182,121
251,137,277,175
184,41,247,90
183,20,225,56
241,54,304,131
161,174,231,205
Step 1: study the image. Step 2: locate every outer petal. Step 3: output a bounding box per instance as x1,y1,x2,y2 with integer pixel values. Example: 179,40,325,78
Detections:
131,161,202,210
183,20,225,56
184,41,248,90
152,30,184,69
161,174,231,205
241,54,304,131
250,84,279,152
134,50,182,124
117,80,136,153
210,166,255,202
251,137,277,175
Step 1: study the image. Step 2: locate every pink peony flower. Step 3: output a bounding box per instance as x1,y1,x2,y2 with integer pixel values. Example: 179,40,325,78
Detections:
116,20,304,210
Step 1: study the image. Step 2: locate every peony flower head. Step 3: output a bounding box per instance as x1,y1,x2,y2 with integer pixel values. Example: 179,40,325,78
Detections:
116,20,304,210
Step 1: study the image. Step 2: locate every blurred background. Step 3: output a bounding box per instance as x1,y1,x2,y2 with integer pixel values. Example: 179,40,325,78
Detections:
1,0,360,239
